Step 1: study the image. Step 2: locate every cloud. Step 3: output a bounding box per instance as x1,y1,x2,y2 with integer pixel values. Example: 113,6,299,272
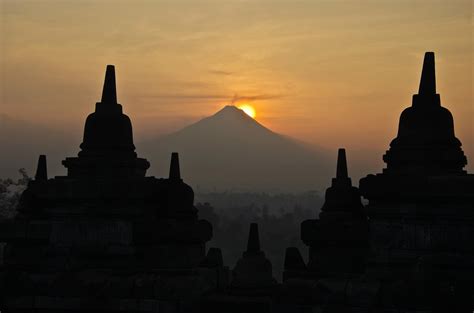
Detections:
138,93,283,102
208,70,234,76
230,94,283,103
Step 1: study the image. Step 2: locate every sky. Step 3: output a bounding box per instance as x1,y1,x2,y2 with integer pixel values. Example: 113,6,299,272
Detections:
1,0,473,176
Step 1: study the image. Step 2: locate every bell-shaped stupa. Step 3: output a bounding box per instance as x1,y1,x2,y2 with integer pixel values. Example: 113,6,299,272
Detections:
163,152,197,218
302,149,368,276
319,149,366,220
360,52,472,202
383,52,467,175
62,65,150,178
232,223,277,289
359,53,474,308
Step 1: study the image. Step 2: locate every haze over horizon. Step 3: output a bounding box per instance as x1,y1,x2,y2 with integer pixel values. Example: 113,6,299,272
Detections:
1,0,473,184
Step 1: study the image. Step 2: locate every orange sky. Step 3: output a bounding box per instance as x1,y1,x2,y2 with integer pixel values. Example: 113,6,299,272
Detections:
1,0,472,176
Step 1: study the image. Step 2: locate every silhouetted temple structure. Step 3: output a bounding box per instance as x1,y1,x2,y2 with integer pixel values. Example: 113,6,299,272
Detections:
0,66,225,312
278,149,373,312
232,223,276,290
202,223,277,312
1,52,473,312
359,52,474,312
281,52,473,313
302,148,369,277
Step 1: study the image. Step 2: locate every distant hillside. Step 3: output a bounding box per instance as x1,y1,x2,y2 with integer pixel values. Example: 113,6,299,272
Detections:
139,106,332,191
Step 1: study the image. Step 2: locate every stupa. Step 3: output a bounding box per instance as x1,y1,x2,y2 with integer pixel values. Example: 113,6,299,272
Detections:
359,52,474,311
282,247,307,282
201,223,277,313
0,65,223,312
231,223,277,290
382,52,467,175
301,149,369,277
63,65,150,178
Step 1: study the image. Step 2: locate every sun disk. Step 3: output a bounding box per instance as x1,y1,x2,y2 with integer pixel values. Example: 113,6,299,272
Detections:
238,104,256,118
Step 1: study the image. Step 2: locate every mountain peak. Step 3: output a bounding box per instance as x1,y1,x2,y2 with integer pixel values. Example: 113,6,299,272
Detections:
140,104,332,191
202,105,272,134
214,105,248,118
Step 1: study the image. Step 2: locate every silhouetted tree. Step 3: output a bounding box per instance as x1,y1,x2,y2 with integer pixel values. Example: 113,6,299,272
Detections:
0,168,30,219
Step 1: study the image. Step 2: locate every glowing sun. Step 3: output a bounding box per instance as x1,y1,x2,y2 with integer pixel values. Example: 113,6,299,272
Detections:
238,104,256,118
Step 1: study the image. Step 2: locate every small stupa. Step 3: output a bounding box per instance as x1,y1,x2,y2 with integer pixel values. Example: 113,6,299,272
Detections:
231,223,277,290
282,247,307,282
201,223,277,313
302,149,368,276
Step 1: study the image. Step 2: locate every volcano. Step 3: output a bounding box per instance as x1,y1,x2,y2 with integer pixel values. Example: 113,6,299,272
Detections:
139,106,332,192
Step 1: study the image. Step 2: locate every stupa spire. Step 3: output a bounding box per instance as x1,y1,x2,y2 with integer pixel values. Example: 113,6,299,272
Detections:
418,52,436,95
330,148,352,188
35,155,48,181
246,223,261,253
336,148,348,179
101,65,117,104
169,152,181,181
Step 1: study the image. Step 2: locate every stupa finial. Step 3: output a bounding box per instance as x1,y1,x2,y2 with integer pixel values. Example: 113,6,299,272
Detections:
101,65,117,104
35,155,48,181
169,152,181,180
336,148,348,179
418,52,436,95
246,223,261,253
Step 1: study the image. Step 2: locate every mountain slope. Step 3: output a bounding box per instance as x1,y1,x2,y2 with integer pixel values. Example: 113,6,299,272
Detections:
139,106,332,191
